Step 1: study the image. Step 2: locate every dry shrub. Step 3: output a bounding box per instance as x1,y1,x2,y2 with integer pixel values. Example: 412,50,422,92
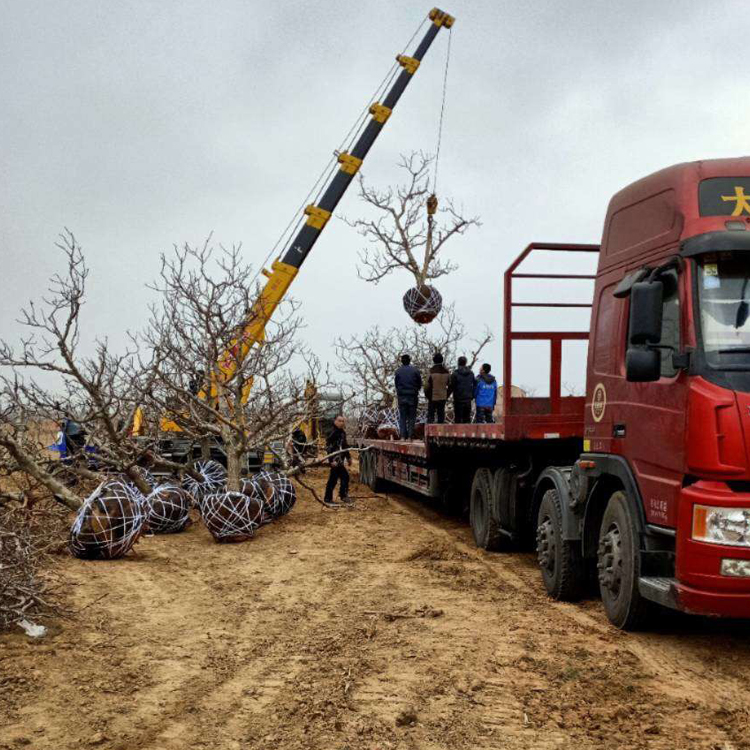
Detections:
0,497,68,630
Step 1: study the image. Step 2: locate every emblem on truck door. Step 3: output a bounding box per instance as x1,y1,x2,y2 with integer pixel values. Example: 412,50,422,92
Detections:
592,383,607,423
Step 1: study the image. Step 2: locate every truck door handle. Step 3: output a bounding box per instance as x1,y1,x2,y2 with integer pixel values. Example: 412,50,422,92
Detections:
613,424,626,438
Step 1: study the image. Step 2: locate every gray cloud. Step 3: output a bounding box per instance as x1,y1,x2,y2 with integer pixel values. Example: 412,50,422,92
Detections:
2,0,747,395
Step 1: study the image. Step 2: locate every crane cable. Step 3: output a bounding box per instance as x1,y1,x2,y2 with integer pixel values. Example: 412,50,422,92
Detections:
248,17,429,291
431,26,452,198
427,26,452,271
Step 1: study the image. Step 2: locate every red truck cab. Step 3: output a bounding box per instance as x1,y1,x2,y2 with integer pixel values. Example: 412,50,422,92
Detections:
578,157,750,626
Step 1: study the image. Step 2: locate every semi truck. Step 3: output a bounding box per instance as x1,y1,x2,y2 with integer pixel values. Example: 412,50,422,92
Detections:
360,156,750,630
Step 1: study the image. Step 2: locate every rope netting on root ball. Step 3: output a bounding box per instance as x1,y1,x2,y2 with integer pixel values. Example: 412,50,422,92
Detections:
143,484,192,534
199,490,264,543
376,408,400,440
183,459,227,503
69,479,147,560
403,285,442,324
244,471,296,520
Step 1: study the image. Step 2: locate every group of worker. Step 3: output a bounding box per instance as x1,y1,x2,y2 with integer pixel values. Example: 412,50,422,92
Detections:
394,353,498,440
322,353,498,502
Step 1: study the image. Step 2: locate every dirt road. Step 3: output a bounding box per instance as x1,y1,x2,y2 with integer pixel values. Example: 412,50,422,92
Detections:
3,469,750,750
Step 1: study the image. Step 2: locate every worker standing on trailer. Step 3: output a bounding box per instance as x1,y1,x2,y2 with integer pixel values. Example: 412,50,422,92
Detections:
424,352,450,423
324,415,351,503
474,363,498,423
449,356,476,424
394,354,422,439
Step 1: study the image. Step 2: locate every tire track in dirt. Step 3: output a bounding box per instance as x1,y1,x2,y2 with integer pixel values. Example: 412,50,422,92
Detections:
389,489,750,749
3,471,750,750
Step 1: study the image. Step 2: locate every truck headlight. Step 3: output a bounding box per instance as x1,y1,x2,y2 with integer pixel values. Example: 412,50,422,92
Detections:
692,505,750,547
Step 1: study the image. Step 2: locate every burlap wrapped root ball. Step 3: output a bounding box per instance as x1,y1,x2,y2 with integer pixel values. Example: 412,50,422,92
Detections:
183,459,227,503
69,480,147,560
143,484,193,534
200,488,264,543
403,285,442,324
243,471,296,521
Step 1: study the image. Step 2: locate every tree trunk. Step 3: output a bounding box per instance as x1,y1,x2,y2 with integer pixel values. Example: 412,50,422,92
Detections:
125,467,152,497
0,437,82,511
200,436,211,461
226,448,242,493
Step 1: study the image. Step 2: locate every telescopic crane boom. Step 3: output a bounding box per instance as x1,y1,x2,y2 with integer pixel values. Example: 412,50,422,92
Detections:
207,7,455,397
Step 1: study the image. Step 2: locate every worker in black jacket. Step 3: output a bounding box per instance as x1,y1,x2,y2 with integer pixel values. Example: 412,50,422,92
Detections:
449,356,476,424
324,415,351,503
394,354,422,439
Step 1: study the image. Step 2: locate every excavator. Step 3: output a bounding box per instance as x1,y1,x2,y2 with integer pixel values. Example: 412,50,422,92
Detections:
136,7,455,472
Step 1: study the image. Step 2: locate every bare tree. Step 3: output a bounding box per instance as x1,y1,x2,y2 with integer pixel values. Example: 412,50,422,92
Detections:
0,231,170,507
334,304,492,405
140,240,330,491
346,152,480,287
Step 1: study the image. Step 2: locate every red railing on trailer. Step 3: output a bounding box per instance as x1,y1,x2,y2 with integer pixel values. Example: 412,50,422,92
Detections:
501,242,599,440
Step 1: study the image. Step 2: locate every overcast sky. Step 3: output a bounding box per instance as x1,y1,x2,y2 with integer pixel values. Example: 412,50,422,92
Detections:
1,0,748,396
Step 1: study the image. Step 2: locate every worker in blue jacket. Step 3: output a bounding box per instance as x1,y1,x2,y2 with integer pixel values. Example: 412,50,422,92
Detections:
474,363,497,423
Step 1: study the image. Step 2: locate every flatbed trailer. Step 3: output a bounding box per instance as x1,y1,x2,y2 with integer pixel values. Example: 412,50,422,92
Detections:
360,242,596,540
361,161,750,630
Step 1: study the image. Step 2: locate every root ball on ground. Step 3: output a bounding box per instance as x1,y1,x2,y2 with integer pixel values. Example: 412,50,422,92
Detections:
245,471,296,520
69,480,147,560
144,484,192,534
183,459,227,503
200,490,264,543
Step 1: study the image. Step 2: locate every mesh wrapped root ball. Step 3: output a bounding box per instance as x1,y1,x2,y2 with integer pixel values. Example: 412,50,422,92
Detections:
359,406,382,439
200,490,264,543
247,471,297,520
183,460,227,503
376,407,400,440
69,480,147,560
144,484,192,534
403,285,442,324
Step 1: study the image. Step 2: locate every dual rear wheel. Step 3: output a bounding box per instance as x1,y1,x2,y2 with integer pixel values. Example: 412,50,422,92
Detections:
535,486,652,630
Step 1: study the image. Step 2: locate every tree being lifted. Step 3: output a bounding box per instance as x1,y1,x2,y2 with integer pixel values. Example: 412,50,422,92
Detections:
335,303,491,438
346,152,480,324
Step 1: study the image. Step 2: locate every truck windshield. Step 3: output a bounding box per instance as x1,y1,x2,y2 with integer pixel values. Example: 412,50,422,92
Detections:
698,255,750,368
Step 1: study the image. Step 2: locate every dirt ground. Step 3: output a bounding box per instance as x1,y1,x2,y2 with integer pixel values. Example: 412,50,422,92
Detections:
3,468,750,750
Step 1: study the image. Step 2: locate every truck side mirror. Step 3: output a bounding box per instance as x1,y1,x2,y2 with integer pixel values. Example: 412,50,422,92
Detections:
628,280,663,345
626,347,661,382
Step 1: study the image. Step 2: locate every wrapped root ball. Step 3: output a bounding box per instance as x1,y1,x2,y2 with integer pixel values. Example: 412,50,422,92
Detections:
70,480,147,560
376,407,400,440
200,490,264,543
183,459,226,502
249,471,296,519
403,285,442,324
144,484,192,534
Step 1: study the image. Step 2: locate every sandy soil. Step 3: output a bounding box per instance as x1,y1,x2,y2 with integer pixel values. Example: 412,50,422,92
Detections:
2,468,750,750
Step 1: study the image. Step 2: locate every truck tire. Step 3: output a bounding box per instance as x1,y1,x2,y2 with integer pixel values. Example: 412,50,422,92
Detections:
536,488,585,601
470,468,503,551
597,490,653,630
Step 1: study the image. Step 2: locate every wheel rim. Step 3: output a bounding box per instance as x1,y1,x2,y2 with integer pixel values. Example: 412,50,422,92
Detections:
598,522,623,599
536,515,556,574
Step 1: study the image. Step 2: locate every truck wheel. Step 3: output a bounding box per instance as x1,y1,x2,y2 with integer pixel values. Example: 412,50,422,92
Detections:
470,468,503,551
597,491,652,630
536,488,585,601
